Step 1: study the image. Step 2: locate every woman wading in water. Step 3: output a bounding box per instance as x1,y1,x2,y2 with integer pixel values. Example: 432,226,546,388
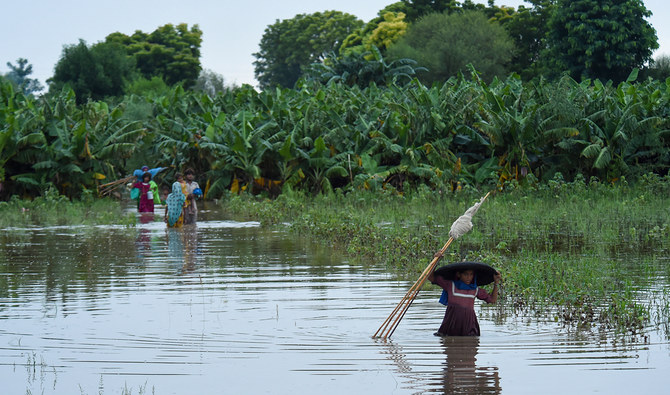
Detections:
428,259,501,337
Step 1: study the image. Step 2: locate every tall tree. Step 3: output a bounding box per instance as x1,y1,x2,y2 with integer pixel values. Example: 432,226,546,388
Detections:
494,0,555,81
106,23,203,87
253,11,363,89
5,58,44,95
387,10,514,84
50,40,135,103
340,3,409,57
545,0,658,82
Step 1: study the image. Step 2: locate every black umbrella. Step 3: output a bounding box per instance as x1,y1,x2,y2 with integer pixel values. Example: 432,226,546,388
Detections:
434,261,498,286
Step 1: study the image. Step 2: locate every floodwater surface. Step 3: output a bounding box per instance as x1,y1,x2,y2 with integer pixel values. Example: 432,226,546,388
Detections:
1,206,668,394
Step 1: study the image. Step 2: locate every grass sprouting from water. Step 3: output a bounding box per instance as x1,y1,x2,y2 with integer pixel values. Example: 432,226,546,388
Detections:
0,188,136,228
221,177,670,336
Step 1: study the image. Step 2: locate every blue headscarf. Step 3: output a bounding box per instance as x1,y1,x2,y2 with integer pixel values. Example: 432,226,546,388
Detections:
166,182,186,226
439,276,478,306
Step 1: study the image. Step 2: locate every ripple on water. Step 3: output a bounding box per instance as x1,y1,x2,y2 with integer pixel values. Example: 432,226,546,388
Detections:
0,216,668,394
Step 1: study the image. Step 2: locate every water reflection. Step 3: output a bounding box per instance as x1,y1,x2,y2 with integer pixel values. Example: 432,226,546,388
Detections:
379,336,501,394
166,226,199,275
135,218,153,257
1,211,669,395
439,336,500,394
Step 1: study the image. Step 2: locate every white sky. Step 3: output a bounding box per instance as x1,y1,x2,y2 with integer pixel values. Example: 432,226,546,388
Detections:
1,0,667,89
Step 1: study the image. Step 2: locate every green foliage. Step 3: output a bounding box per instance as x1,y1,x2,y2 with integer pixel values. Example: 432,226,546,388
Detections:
0,189,136,227
2,66,669,200
4,58,43,95
303,46,424,87
400,0,460,22
368,11,408,52
496,1,555,81
545,0,658,83
340,11,408,57
253,11,364,89
221,182,670,333
124,76,170,98
50,40,135,104
387,11,514,84
1,79,145,198
642,54,670,81
106,23,203,88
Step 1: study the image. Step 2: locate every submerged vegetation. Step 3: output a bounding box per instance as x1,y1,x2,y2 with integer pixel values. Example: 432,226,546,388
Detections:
0,187,134,228
222,174,670,337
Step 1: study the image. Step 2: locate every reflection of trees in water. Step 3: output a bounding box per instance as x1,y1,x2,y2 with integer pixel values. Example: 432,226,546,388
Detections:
379,337,501,394
0,227,139,310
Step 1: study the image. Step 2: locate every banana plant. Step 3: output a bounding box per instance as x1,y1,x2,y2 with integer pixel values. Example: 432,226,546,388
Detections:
202,110,276,191
578,99,662,179
295,135,348,194
474,74,578,183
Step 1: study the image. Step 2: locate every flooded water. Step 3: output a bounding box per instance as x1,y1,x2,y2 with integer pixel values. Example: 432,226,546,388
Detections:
1,206,668,394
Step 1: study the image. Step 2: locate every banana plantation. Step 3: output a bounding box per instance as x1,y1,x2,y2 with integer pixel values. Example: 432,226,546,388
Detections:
1,69,669,200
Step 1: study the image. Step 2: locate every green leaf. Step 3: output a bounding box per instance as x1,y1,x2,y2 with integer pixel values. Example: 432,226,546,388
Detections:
626,68,639,83
205,125,216,141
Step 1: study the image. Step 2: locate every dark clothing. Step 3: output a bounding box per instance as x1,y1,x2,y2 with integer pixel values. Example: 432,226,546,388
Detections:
432,276,493,336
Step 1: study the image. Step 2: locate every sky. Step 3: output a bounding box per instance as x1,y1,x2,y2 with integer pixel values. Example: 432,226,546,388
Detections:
1,0,668,90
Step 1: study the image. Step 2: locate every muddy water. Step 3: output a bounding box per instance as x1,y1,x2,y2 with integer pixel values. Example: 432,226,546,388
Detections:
1,207,668,394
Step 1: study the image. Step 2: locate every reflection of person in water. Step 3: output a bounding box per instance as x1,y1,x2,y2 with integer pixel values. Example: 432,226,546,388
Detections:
135,214,155,257
181,226,198,274
440,336,501,394
166,227,198,275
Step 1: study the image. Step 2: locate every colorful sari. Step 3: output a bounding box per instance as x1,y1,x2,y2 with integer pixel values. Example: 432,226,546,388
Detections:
165,182,186,227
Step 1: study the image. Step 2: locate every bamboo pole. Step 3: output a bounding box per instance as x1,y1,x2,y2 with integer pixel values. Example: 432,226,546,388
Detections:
372,192,491,339
98,175,135,196
373,238,452,339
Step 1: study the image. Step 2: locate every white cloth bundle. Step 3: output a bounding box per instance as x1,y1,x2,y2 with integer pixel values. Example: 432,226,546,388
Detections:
449,196,486,239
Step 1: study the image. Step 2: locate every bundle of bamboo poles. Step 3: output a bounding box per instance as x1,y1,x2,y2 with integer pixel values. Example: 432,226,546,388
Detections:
97,175,135,197
373,192,490,340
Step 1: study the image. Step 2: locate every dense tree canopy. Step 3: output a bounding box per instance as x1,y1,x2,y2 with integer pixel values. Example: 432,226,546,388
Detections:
50,40,135,103
545,0,658,82
388,11,514,84
400,0,459,22
50,23,202,103
105,23,203,87
303,46,423,87
340,2,409,57
253,11,363,89
493,0,554,81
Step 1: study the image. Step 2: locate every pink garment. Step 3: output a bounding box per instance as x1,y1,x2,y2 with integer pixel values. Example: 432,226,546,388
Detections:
133,182,154,213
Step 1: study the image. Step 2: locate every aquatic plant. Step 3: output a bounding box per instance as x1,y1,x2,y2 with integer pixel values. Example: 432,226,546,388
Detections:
221,178,670,335
0,188,136,227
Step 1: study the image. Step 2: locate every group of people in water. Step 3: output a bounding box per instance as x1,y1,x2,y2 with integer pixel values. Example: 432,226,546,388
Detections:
130,165,501,338
131,165,201,227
